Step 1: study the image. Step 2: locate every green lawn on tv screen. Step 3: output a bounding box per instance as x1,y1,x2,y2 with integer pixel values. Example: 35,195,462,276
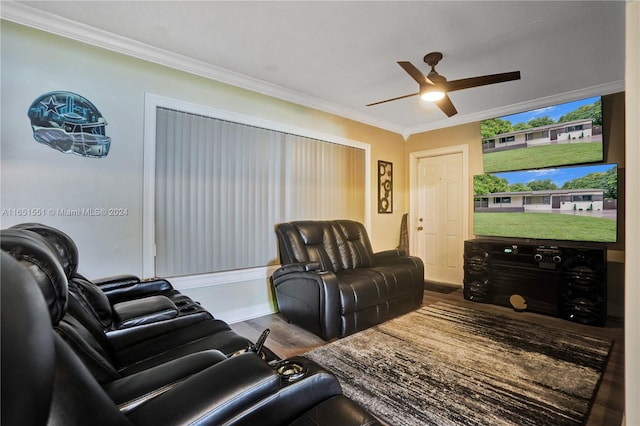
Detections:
473,212,616,242
482,142,603,173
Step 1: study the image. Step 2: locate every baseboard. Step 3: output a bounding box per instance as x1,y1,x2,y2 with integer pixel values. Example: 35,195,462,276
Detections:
224,303,277,324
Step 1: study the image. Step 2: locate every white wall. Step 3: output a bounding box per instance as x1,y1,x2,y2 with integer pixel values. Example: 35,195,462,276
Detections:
1,23,147,277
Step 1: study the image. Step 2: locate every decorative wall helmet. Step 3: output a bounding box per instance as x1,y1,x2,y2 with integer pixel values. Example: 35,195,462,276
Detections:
27,91,111,158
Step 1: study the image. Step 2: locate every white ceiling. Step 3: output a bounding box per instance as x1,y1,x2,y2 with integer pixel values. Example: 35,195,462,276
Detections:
3,1,626,136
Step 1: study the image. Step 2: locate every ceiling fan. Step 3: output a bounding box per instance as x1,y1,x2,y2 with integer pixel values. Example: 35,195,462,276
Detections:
367,52,521,117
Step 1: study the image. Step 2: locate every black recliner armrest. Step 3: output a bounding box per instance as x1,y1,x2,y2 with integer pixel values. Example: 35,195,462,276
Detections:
272,262,322,281
93,274,141,289
104,350,229,413
98,278,174,304
225,356,345,426
105,310,213,352
270,270,341,340
126,352,281,425
289,394,383,426
112,295,179,329
372,249,404,260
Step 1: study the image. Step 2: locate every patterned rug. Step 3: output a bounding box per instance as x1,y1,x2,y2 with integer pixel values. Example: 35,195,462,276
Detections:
304,302,612,426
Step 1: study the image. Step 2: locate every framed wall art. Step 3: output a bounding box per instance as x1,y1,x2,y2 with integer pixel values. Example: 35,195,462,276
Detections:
378,160,393,213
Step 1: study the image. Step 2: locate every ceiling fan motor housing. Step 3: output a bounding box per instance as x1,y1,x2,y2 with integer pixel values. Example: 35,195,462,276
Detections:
423,51,443,68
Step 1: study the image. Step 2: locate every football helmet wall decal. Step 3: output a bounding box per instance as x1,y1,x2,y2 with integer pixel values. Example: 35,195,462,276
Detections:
27,91,111,158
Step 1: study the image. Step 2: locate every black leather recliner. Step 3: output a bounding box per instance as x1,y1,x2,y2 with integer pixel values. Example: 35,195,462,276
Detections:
1,245,382,425
272,220,425,340
0,229,254,378
5,224,249,356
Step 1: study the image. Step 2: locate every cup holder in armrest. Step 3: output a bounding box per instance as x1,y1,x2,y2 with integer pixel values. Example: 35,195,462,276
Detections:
275,360,307,382
178,305,200,313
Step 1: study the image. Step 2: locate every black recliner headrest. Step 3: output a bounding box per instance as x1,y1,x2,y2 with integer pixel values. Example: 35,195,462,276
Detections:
1,251,56,426
1,229,69,325
11,222,79,278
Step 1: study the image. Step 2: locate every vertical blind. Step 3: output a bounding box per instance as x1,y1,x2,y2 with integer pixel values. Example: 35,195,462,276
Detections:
155,107,365,277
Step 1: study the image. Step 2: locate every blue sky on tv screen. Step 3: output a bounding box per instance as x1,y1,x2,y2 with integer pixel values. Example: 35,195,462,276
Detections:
499,96,601,125
493,163,616,187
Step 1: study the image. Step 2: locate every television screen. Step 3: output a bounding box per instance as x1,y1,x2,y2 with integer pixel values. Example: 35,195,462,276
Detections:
473,163,617,243
481,96,603,173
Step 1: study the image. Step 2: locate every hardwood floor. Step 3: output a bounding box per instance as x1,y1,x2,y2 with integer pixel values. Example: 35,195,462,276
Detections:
230,288,624,426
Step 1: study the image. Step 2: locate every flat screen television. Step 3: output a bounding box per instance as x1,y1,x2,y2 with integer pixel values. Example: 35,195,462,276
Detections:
473,163,617,243
480,96,603,173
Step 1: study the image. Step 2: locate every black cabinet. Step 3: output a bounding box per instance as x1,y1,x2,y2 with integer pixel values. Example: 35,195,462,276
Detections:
463,239,607,326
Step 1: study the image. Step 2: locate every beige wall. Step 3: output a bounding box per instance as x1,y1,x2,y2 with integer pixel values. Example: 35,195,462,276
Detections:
600,94,626,318
403,121,484,237
344,122,408,251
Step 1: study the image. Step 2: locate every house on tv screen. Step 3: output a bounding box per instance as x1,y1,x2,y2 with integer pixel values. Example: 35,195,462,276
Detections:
474,188,616,214
482,118,602,153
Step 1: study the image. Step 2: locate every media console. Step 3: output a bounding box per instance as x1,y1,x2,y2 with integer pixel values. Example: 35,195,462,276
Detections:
463,238,607,326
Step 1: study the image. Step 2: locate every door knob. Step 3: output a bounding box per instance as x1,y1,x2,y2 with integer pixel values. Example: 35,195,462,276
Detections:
417,226,424,231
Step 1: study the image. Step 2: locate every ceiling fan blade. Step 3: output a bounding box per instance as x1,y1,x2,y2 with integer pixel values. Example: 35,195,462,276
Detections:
366,92,420,107
445,71,521,92
397,61,434,86
435,94,458,117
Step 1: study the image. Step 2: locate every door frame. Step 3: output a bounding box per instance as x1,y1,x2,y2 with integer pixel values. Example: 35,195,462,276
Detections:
409,145,470,274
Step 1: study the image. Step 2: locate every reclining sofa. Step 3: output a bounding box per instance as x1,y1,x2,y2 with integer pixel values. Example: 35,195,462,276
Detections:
1,223,382,426
272,220,425,340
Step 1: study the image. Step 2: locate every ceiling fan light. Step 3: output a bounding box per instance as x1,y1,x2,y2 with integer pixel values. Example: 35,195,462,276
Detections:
421,89,445,102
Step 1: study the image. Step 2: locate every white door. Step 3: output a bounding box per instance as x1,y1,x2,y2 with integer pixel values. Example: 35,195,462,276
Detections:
413,150,466,284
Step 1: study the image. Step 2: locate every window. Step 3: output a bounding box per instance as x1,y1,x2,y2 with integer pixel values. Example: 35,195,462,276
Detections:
524,196,550,205
493,197,511,204
153,107,366,277
525,130,549,141
571,194,593,202
499,136,515,143
567,124,584,132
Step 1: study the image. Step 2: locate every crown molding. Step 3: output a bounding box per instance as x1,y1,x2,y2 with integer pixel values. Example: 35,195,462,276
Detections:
0,1,405,135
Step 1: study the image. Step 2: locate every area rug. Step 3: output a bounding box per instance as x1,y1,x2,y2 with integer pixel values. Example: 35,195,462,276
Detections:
304,302,613,426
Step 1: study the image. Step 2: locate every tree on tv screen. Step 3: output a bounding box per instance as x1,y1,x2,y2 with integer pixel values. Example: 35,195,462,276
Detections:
480,99,602,139
558,99,602,125
561,165,617,198
474,174,509,195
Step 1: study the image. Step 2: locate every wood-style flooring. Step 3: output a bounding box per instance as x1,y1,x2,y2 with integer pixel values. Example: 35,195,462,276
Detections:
230,287,624,426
